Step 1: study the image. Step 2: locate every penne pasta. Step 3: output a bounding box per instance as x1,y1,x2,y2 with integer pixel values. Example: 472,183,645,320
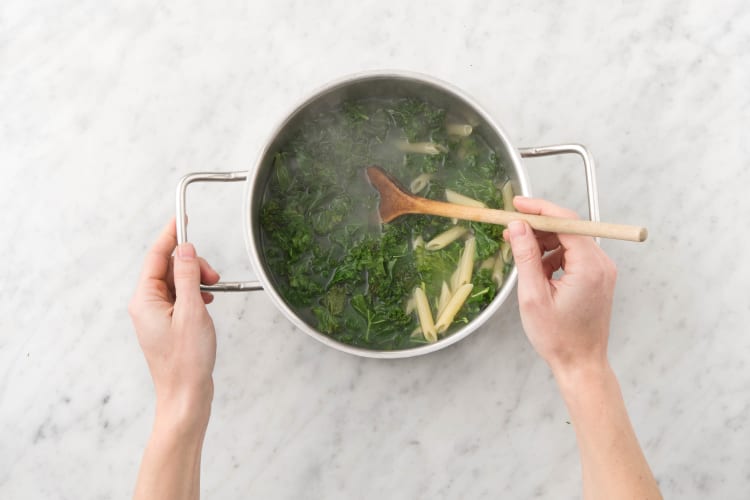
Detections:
426,226,469,251
444,185,487,224
395,140,448,155
409,173,433,194
456,237,476,287
446,123,473,137
412,235,424,250
445,189,487,208
464,114,481,127
414,287,437,343
501,181,515,212
436,281,452,319
435,283,474,334
500,240,512,264
405,297,416,315
480,255,496,270
492,255,506,287
450,266,461,293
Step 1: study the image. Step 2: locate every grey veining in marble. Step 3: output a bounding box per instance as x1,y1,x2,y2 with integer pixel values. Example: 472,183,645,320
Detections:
1,0,749,498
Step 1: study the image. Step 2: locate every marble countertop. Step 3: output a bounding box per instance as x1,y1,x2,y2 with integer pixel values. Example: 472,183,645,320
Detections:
2,1,748,498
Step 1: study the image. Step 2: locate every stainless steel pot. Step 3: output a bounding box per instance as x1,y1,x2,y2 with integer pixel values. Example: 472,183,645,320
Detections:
175,70,600,359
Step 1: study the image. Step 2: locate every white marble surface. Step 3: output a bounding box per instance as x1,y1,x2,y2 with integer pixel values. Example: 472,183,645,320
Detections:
1,0,748,498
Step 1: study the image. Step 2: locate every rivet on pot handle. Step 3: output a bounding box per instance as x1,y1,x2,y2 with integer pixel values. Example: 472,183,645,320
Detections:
176,172,263,292
518,144,601,243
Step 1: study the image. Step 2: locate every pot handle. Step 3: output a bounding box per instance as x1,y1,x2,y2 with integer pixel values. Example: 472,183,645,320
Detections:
176,172,263,292
518,144,601,241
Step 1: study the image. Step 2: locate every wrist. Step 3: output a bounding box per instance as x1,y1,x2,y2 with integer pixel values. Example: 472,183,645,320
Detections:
546,342,610,381
551,357,615,401
154,386,213,436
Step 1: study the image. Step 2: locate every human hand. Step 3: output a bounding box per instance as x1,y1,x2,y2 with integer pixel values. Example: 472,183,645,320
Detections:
504,197,617,375
504,200,662,500
128,218,220,430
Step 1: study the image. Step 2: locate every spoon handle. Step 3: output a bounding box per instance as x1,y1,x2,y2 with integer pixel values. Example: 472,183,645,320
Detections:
412,198,648,242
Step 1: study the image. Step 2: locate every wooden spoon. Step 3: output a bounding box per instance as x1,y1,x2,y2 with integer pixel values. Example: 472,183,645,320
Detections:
366,165,648,242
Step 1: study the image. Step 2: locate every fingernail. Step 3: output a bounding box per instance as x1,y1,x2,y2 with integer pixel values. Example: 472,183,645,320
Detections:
203,259,216,273
176,243,196,260
509,221,526,237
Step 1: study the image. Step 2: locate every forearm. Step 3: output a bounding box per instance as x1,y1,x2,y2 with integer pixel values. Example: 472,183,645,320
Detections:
133,404,210,500
554,361,662,500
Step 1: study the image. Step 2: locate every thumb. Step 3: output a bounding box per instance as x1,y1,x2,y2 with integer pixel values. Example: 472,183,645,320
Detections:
507,221,549,305
173,243,203,304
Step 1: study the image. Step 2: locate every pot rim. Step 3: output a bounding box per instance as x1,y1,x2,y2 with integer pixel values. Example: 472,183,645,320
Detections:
243,69,531,358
